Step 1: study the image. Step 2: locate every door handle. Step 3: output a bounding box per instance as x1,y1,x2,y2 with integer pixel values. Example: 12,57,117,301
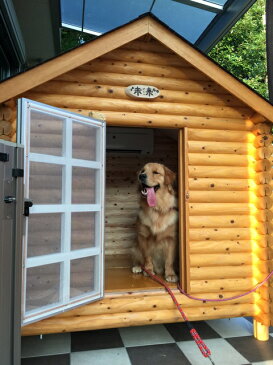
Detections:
24,200,33,217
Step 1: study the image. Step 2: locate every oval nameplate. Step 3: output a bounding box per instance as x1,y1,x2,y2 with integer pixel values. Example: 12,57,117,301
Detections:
125,85,160,99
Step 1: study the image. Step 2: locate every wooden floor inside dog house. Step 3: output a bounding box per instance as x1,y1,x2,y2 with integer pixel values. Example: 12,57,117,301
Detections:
104,127,179,292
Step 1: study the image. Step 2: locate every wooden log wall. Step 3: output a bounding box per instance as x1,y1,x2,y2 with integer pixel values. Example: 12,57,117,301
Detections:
0,101,16,142
187,123,272,326
21,289,256,336
253,124,273,327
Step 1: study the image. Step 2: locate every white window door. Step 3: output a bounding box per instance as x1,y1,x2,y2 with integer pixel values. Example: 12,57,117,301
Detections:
18,98,105,325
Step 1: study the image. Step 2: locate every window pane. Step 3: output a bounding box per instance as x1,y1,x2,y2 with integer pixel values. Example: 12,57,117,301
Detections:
27,214,62,257
70,256,96,299
72,122,98,161
71,212,96,250
30,110,64,156
26,263,61,313
72,167,96,204
29,162,63,204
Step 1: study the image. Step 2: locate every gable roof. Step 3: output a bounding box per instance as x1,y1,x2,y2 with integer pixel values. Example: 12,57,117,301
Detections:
0,14,272,124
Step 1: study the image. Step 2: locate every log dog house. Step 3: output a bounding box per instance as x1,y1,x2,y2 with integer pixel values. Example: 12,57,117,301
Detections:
0,14,273,340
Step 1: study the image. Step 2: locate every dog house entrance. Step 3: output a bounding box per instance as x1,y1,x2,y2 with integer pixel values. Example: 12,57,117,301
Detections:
104,127,180,292
19,99,182,325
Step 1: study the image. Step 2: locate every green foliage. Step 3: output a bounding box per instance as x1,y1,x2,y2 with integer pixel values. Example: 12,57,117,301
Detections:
209,0,268,99
60,28,96,52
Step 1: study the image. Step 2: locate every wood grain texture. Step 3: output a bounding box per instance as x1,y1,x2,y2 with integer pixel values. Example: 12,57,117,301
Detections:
24,92,252,119
22,303,255,336
32,79,250,107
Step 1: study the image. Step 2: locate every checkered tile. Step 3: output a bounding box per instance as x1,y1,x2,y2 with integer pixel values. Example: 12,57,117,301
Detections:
21,317,273,365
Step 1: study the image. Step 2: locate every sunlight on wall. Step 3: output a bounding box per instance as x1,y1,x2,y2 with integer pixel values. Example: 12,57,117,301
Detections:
247,128,270,334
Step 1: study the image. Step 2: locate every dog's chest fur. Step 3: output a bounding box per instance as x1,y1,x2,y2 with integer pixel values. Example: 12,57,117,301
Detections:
138,208,177,236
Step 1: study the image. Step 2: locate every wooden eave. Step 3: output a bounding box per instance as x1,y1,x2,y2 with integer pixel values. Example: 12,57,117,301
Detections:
0,15,272,124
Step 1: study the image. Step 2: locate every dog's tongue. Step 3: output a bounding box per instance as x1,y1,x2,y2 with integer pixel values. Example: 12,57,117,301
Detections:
146,187,156,207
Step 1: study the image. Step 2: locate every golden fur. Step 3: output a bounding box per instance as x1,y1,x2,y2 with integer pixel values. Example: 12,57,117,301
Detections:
132,162,178,282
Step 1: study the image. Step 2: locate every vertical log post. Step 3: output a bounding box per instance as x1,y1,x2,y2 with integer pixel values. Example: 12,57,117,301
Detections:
252,123,272,341
253,319,269,341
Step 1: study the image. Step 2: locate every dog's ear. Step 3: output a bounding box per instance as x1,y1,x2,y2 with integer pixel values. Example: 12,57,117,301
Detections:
164,166,176,186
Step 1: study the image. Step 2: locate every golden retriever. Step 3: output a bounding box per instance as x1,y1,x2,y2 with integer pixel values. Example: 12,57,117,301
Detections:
132,162,178,282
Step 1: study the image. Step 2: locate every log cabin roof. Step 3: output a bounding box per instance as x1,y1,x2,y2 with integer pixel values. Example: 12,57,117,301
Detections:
0,13,272,124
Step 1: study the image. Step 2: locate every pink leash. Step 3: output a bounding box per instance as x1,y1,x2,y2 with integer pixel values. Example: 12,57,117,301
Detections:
142,267,215,364
142,267,273,365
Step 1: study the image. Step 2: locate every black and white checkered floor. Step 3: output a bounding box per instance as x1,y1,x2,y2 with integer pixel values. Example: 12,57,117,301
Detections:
21,318,273,365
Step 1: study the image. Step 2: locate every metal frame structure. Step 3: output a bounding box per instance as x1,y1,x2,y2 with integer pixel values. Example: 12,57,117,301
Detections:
266,0,273,102
172,0,223,13
195,0,258,52
0,139,24,365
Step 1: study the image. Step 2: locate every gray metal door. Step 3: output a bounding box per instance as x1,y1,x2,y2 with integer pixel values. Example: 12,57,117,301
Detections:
0,140,24,365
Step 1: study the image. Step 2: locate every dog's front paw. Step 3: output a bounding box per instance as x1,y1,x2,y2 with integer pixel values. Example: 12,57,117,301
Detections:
165,274,178,283
143,266,155,276
132,266,142,274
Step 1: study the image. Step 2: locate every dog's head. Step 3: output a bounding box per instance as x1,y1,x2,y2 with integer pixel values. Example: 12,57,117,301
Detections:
138,163,176,207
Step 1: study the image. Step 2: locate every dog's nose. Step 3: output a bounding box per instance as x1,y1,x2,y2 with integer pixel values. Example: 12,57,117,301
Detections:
139,173,147,181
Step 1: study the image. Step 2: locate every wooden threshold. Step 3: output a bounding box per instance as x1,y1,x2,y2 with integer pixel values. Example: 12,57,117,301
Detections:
105,267,177,292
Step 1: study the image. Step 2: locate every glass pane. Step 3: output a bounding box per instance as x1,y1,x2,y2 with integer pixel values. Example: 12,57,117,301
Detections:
72,167,96,204
72,122,98,161
26,263,61,313
71,212,96,250
30,110,64,156
61,0,84,28
29,162,63,204
83,0,152,34
70,256,96,299
152,0,216,43
27,214,62,257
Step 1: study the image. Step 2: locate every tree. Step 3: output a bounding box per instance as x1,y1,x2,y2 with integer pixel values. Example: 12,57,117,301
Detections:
209,0,268,99
60,28,96,53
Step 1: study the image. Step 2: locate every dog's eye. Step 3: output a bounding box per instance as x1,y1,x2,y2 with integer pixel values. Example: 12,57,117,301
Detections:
153,171,160,175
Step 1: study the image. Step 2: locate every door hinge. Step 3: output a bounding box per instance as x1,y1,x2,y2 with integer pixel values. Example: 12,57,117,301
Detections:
0,152,9,162
12,168,24,178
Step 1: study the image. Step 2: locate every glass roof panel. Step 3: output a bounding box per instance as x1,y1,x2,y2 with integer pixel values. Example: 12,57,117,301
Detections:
60,0,258,51
152,0,216,43
61,0,218,42
213,0,229,4
61,0,84,30
83,0,153,34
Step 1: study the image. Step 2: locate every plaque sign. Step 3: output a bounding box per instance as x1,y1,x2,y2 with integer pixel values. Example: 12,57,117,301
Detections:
125,85,160,99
